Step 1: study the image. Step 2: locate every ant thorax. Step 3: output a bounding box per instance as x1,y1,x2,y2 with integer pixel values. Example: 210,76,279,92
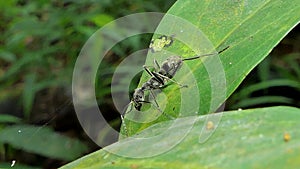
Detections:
159,56,183,78
142,77,164,90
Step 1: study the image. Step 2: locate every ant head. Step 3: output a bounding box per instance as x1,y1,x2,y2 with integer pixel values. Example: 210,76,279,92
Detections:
134,103,142,111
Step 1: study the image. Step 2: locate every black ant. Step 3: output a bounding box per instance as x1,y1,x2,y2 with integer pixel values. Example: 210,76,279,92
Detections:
121,46,229,136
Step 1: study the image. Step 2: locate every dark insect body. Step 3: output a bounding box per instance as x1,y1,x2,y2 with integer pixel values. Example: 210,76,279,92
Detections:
121,44,229,136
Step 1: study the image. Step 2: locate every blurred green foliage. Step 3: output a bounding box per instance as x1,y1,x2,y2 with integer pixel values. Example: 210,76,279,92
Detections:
0,0,175,118
227,42,300,109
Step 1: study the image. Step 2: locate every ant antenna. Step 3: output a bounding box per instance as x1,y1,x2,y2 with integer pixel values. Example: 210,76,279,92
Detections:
182,46,229,61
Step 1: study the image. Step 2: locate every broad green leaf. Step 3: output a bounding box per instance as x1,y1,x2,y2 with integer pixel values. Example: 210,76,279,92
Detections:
121,0,300,136
60,106,300,169
0,124,88,161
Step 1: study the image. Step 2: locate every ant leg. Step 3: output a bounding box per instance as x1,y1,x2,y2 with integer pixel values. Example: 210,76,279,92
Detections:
120,101,133,137
149,89,175,120
144,66,165,85
149,89,161,112
143,65,156,77
153,72,188,88
153,59,160,70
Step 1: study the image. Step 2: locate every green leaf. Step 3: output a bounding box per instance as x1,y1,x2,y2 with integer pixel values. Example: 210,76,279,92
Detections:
231,96,294,109
0,49,16,62
121,0,300,136
234,79,300,99
229,79,300,107
0,125,88,161
90,14,115,27
257,57,271,81
23,73,36,119
59,106,300,169
0,53,39,83
0,114,21,123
